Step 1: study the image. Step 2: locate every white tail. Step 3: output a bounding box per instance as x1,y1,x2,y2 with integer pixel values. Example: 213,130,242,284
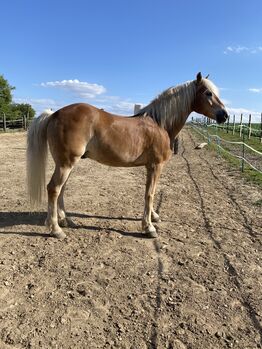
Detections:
26,109,54,207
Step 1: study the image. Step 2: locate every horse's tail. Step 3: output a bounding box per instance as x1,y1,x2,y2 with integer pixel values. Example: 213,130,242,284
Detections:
26,109,54,208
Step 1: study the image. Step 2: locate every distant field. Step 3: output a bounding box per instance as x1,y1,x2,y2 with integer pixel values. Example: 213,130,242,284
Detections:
205,124,262,153
191,123,262,185
221,122,261,133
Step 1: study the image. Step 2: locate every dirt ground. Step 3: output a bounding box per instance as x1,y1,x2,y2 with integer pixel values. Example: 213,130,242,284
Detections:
0,128,261,349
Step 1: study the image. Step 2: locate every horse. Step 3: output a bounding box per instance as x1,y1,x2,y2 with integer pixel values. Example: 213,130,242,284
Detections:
27,72,228,239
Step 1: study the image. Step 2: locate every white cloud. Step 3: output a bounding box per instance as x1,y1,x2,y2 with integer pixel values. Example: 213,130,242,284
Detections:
94,99,139,115
40,79,106,98
249,88,262,93
224,45,262,55
226,107,261,122
221,99,231,106
14,97,63,115
114,101,135,113
20,78,146,116
14,97,57,106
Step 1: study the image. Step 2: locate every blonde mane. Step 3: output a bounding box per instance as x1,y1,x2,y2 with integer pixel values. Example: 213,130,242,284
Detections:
135,78,219,135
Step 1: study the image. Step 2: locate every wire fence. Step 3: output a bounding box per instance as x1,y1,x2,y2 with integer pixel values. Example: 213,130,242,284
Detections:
193,113,262,142
191,122,262,175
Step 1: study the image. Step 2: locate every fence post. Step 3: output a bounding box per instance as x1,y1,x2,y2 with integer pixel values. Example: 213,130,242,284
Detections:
3,113,6,132
260,112,262,144
232,115,236,135
239,113,243,138
134,104,142,114
241,130,245,172
23,114,27,130
248,114,252,139
226,114,230,133
215,123,220,157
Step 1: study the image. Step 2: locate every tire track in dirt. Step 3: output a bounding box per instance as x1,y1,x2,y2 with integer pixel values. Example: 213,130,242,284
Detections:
187,131,261,242
148,239,164,349
1,132,261,348
148,186,173,348
181,129,262,346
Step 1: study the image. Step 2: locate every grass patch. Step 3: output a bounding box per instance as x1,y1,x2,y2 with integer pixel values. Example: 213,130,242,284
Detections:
190,126,262,187
254,199,262,207
206,125,262,153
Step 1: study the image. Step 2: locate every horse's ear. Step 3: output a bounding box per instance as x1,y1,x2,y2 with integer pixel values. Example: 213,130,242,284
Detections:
205,74,210,79
196,72,202,84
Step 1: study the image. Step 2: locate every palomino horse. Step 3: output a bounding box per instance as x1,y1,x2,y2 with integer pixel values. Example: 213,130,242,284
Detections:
27,72,228,239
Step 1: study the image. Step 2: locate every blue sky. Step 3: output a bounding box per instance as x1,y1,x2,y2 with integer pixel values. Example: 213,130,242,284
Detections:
1,0,262,121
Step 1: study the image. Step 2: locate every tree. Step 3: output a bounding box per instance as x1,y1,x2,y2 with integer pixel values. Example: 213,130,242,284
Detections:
10,103,35,120
0,74,36,120
0,75,15,114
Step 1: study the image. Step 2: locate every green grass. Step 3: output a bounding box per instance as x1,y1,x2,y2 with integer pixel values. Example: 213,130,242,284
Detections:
206,124,262,153
190,126,262,187
254,199,262,207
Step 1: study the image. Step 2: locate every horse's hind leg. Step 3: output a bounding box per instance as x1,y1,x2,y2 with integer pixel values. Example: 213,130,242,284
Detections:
46,165,73,239
57,180,77,228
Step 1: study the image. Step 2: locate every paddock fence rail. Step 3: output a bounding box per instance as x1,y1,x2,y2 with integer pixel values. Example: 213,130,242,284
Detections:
197,113,262,142
191,121,262,175
0,113,31,132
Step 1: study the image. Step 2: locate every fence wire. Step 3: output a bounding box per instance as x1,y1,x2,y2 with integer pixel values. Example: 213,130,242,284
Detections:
191,123,262,175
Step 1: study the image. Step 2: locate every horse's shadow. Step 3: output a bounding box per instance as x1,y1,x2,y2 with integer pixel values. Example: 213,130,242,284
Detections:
0,211,146,239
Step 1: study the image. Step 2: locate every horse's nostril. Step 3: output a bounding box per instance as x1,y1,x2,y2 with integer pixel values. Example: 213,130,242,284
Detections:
216,110,228,124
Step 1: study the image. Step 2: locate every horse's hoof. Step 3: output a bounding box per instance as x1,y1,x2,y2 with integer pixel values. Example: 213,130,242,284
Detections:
145,225,158,238
66,217,77,228
59,218,68,227
59,217,77,228
50,229,66,239
152,217,161,223
151,213,161,223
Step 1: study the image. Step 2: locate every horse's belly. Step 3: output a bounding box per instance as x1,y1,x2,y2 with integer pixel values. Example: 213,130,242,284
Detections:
88,151,146,167
84,139,146,167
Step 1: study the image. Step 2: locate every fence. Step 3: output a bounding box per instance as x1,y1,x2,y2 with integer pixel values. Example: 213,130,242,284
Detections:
194,113,262,143
0,113,29,131
191,121,262,176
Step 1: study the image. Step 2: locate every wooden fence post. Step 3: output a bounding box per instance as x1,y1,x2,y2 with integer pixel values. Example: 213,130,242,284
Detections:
226,114,230,133
248,114,252,139
239,113,243,138
23,114,27,130
3,113,6,132
232,115,236,135
241,130,245,172
260,112,262,144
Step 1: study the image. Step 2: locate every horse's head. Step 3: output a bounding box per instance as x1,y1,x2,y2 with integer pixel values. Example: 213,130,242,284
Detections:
192,72,228,124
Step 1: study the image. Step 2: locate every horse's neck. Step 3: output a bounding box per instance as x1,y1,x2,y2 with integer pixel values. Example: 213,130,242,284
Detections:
165,83,195,141
166,104,192,144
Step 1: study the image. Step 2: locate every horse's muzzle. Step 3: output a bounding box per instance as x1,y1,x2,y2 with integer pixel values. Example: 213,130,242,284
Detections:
216,110,228,124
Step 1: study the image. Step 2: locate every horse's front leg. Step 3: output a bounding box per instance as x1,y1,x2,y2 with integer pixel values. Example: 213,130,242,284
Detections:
151,177,161,223
142,164,163,238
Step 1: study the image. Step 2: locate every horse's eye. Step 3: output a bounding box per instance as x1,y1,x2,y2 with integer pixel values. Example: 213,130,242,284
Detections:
206,91,213,97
